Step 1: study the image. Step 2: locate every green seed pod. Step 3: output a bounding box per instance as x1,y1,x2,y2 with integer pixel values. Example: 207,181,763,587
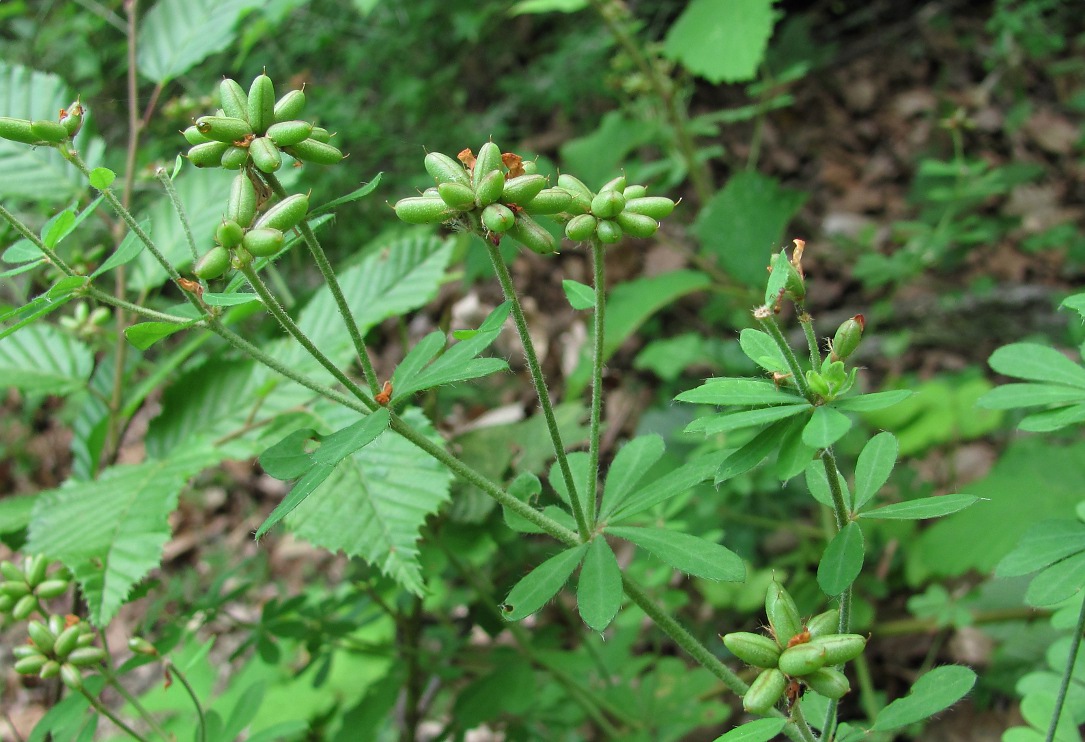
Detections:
247,73,276,134
267,120,312,147
803,667,850,699
255,193,309,231
249,136,281,173
309,126,331,143
475,169,506,207
127,637,159,657
615,211,659,239
182,125,210,145
0,116,40,144
194,246,230,280
502,174,547,205
215,220,245,248
60,100,84,138
807,634,867,665
285,138,344,165
622,184,647,199
15,654,48,675
39,660,61,679
565,214,598,242
187,141,230,168
1,560,24,582
274,90,306,123
596,219,623,244
394,196,456,225
47,614,65,636
425,151,471,187
778,642,829,677
557,174,594,213
481,203,515,233
194,115,253,143
67,646,108,667
766,580,803,647
0,593,13,612
521,159,539,175
30,119,68,143
27,620,56,654
219,145,249,170
806,609,839,638
437,181,477,210
242,227,285,257
227,173,257,227
13,644,42,660
508,214,558,254
53,624,83,660
12,594,38,620
76,631,95,648
743,668,787,715
830,315,864,362
523,187,573,215
219,78,249,122
60,663,83,691
231,246,253,270
422,187,440,198
623,196,676,220
599,174,627,193
0,580,30,598
472,141,503,189
723,632,783,669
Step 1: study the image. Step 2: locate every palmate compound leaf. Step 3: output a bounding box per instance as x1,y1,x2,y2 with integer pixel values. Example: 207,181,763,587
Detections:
577,537,623,632
598,434,665,520
25,445,221,625
606,526,745,582
503,544,589,621
870,665,977,732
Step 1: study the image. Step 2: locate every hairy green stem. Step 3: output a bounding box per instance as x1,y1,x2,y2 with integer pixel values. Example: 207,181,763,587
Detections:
79,686,148,741
758,313,811,399
485,242,590,541
796,304,821,369
586,240,607,526
83,286,195,324
1045,596,1085,742
165,661,206,742
0,202,76,275
820,448,853,739
154,167,199,266
101,667,170,741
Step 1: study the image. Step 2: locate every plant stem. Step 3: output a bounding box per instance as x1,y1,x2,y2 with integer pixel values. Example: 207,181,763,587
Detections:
165,661,206,742
1045,595,1085,742
758,313,810,399
796,304,821,369
83,286,195,324
101,667,170,741
485,242,590,541
79,686,147,741
261,173,380,392
0,202,76,275
154,167,199,266
586,240,607,526
820,448,853,740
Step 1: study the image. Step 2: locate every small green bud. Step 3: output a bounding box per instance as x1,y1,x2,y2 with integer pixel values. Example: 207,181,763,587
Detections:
242,227,285,257
622,196,675,220
595,219,622,244
425,151,470,187
309,126,332,143
394,196,456,225
12,594,38,620
0,116,40,144
194,115,252,143
522,187,573,215
285,138,344,165
598,175,626,193
187,141,230,168
13,644,42,659
723,632,782,669
807,633,867,665
227,172,257,227
215,220,245,249
501,174,548,205
39,660,61,679
194,246,230,280
481,203,516,233
507,214,557,254
249,136,282,173
565,214,598,242
471,142,503,189
27,620,56,654
805,609,839,638
590,189,625,219
830,315,864,362
60,100,85,138
803,667,851,699
255,193,309,232
743,668,787,715
622,184,647,199
266,120,312,148
53,624,83,660
30,119,69,143
60,663,84,691
1,560,25,581
183,125,211,145
67,646,108,666
557,174,593,213
766,579,803,647
474,169,506,207
127,637,159,656
219,145,249,170
615,211,659,239
437,181,477,210
0,580,31,598
15,654,48,675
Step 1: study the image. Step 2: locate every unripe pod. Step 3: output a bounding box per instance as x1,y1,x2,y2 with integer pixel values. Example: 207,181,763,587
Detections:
242,227,285,257
565,214,598,242
255,193,309,232
76,631,95,648
30,119,68,143
219,78,249,122
766,580,803,647
425,151,471,187
15,654,48,675
53,624,83,660
502,174,547,205
127,637,158,656
0,593,12,612
0,116,40,144
12,594,38,620
39,660,61,679
249,136,282,173
286,138,344,165
437,181,477,210
183,125,211,145
227,173,257,227
0,580,30,597
481,203,515,233
219,145,249,170
803,667,850,699
215,220,244,248
830,315,864,362
25,556,47,587
13,644,42,660
267,120,312,147
723,632,782,669
615,211,659,239
422,187,440,198
247,74,276,134
596,219,622,244
47,613,65,636
60,101,85,138
507,214,557,254
623,184,647,199
743,668,787,715
230,246,252,270
187,141,230,168
472,142,503,189
309,126,331,143
780,259,805,302
778,642,828,677
623,196,676,220
806,609,839,638
521,159,539,175
599,175,627,193
807,634,867,665
394,196,456,225
60,663,83,691
0,560,24,581
194,115,253,143
273,89,306,123
475,169,505,207
27,620,56,654
67,646,108,667
194,246,230,280
523,187,573,215
557,174,593,204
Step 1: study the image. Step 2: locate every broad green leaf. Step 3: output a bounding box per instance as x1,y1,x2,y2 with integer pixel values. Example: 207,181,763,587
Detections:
0,493,36,535
503,544,589,620
577,538,622,631
677,378,804,407
308,173,383,217
713,718,787,741
256,409,391,539
634,333,706,381
607,526,745,582
977,383,1085,409
562,279,595,310
124,321,194,350
817,522,864,596
802,405,852,448
0,323,93,394
870,665,977,731
599,435,665,520
853,432,898,511
739,327,788,373
716,420,791,483
137,0,263,83
608,456,717,522
1026,552,1085,607
686,403,809,436
1020,403,1085,432
88,168,116,190
662,0,778,83
91,225,147,279
26,446,220,625
989,343,1085,389
831,389,913,412
997,520,1085,577
859,494,981,521
804,458,851,510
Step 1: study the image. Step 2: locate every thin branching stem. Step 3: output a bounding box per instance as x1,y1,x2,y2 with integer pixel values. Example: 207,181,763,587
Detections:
79,686,147,741
820,448,853,739
154,168,199,265
1045,595,1085,742
758,312,811,399
165,662,206,742
586,239,607,526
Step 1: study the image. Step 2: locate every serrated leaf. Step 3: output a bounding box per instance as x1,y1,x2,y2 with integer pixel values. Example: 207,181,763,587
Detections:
562,279,595,310
662,0,778,83
859,494,981,520
870,665,976,731
0,323,93,394
25,446,219,625
853,432,898,511
817,522,864,596
599,435,665,520
989,343,1085,389
997,520,1085,577
677,378,803,407
0,493,36,535
738,328,788,373
607,526,745,581
802,405,852,448
716,420,791,483
685,404,810,436
503,544,588,620
136,0,263,83
713,718,787,741
1025,552,1085,607
577,538,622,631
830,389,913,411
608,456,716,522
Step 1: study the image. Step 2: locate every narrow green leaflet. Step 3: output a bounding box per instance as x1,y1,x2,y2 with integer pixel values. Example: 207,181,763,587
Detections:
713,718,787,742
598,435,665,520
0,323,93,394
577,538,623,632
805,458,851,510
255,409,391,538
802,405,852,448
978,383,1085,409
503,544,589,621
716,420,793,484
549,451,590,508
562,279,595,310
817,522,864,596
677,378,804,407
0,277,84,341
988,342,1085,389
853,432,898,511
997,520,1085,578
124,321,196,350
1020,403,1085,433
203,292,261,307
870,665,977,731
607,456,716,522
606,526,745,582
1025,551,1085,606
739,328,788,373
25,446,220,625
685,403,810,435
859,494,980,520
90,224,147,278
832,389,913,411
307,173,383,217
